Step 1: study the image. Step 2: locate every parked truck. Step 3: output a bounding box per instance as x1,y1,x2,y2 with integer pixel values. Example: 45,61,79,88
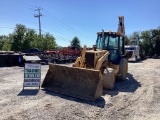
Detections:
125,45,140,61
125,40,145,61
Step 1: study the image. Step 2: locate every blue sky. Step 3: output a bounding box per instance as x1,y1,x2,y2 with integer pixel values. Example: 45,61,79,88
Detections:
0,0,160,47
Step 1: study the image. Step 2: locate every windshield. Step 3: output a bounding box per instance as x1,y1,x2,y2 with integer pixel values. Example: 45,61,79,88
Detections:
108,36,118,49
96,35,102,49
96,35,118,50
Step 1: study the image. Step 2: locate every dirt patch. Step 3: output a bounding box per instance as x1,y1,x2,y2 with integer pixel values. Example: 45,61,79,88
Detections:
0,59,160,120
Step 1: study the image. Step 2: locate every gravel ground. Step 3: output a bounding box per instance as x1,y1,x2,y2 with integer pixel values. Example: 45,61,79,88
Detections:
0,59,160,120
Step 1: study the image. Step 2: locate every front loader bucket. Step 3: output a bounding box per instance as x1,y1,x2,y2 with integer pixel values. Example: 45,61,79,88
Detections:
41,64,103,101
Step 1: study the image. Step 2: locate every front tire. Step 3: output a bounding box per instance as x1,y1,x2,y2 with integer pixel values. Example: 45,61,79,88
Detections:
116,58,128,81
103,68,115,90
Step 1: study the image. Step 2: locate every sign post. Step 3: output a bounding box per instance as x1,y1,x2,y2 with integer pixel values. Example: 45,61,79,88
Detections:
23,63,41,90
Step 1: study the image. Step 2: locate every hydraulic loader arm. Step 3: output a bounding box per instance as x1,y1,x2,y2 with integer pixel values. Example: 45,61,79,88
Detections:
95,51,110,70
73,45,86,68
117,16,125,36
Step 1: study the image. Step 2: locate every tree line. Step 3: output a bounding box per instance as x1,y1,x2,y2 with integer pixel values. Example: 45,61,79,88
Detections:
0,24,82,52
0,24,160,56
0,24,57,52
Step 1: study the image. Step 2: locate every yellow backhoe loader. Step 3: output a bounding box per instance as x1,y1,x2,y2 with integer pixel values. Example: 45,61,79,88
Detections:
42,16,129,101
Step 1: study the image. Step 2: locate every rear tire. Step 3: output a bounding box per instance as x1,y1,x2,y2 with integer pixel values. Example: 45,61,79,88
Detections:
116,58,128,81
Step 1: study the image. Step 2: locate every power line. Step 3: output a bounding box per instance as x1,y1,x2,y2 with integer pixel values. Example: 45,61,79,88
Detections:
0,25,15,29
34,8,43,37
44,12,90,41
41,30,71,42
0,17,38,25
42,20,72,39
30,8,94,46
43,9,95,40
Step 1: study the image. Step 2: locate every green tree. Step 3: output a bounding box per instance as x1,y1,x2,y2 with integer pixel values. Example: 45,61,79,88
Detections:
2,40,11,51
141,30,152,56
31,34,40,49
124,36,130,45
23,29,36,50
129,31,141,45
0,35,7,50
40,33,57,50
154,36,160,55
152,29,160,55
0,35,11,51
70,36,81,50
11,24,26,51
0,24,57,51
141,29,160,56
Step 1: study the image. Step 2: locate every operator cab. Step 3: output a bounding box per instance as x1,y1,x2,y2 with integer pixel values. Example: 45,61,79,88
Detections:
96,32,125,64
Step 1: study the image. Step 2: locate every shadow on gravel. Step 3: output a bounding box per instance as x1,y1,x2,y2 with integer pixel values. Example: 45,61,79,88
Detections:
104,73,141,96
128,58,148,63
18,89,39,96
42,89,106,108
128,60,143,63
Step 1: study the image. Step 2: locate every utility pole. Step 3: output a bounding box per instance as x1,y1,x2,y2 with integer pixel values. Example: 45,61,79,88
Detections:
34,8,43,37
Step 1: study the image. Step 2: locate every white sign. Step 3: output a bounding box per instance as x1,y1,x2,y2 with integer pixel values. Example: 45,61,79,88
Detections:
23,63,41,88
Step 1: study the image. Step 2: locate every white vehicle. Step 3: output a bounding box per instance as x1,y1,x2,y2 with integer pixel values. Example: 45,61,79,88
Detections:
125,45,140,61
